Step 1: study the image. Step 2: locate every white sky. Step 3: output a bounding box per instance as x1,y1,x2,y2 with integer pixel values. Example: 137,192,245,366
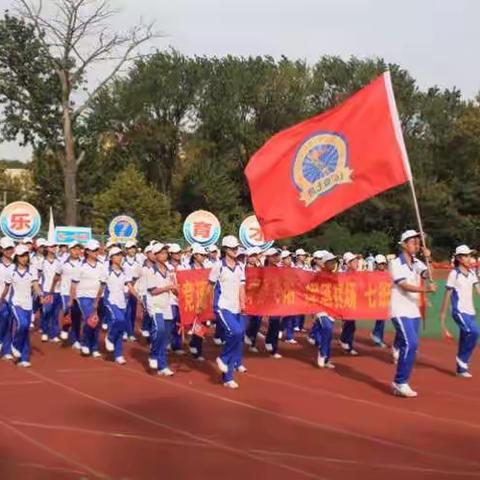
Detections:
0,0,478,161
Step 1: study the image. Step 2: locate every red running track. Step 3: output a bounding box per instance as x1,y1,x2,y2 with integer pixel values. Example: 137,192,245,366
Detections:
0,327,479,480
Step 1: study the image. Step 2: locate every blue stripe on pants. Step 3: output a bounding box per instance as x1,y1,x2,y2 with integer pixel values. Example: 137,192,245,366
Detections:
316,315,334,360
11,305,31,362
391,317,421,384
217,309,243,382
41,292,61,339
0,302,12,356
150,313,171,370
105,303,127,359
452,312,479,373
78,297,100,353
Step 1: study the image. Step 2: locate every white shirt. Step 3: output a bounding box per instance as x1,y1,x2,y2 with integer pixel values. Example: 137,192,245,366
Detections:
57,258,81,297
209,259,245,314
72,261,107,299
6,266,39,310
0,260,14,294
389,254,427,318
105,268,131,309
30,254,44,272
123,257,140,283
446,268,479,316
146,265,174,319
167,261,182,307
136,261,154,297
40,257,61,293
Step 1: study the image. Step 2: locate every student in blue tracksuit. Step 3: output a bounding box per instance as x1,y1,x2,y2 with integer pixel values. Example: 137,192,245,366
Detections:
185,243,209,361
137,245,155,339
389,230,436,398
123,240,140,341
167,243,184,355
244,247,262,353
39,241,62,343
70,239,107,358
263,248,283,359
339,252,360,356
440,245,480,378
199,235,246,389
371,254,389,348
146,243,177,376
307,250,329,345
1,244,45,367
103,247,138,365
56,242,83,349
0,237,15,360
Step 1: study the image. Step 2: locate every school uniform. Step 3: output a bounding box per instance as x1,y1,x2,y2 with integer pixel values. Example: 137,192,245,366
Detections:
146,265,174,371
167,261,182,352
209,259,246,383
104,268,131,360
123,256,140,337
206,259,226,344
0,259,14,357
40,257,62,340
244,263,262,348
5,266,39,362
72,260,107,355
136,260,154,337
30,254,44,319
446,268,480,374
390,254,428,385
57,258,82,345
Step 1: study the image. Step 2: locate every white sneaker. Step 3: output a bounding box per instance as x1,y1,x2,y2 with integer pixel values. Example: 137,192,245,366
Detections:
141,330,150,338
272,353,282,359
173,349,185,356
317,354,335,369
265,343,273,352
122,333,128,340
60,331,69,341
101,323,108,331
128,335,136,342
18,361,31,368
50,337,60,344
213,337,223,346
307,337,316,345
457,371,473,378
158,367,174,377
370,333,387,348
284,339,298,344
349,349,359,356
294,327,300,332
392,347,400,364
249,346,259,353
223,380,239,389
392,382,418,398
257,332,265,340
41,334,48,342
339,340,350,352
236,365,248,373
189,346,198,355
11,346,21,359
148,358,158,370
81,346,90,356
91,351,102,359
29,322,35,330
278,331,283,340
244,335,252,346
115,356,127,365
105,336,114,353
2,354,14,361
195,356,205,362
216,356,228,373
72,341,81,350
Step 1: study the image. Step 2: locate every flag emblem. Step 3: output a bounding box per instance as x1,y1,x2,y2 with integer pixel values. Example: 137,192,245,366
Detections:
292,132,353,206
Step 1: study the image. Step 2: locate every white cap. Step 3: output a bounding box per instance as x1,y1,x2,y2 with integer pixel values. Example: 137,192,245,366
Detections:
265,247,280,256
22,237,33,244
85,239,100,251
280,250,292,259
125,240,137,249
246,246,261,256
45,240,57,248
375,254,387,264
399,230,421,244
105,239,117,249
312,250,328,260
68,241,82,249
0,237,15,249
343,252,359,264
236,246,246,257
149,240,159,246
108,246,123,258
192,243,208,255
455,245,475,256
322,252,338,263
144,245,154,254
209,244,219,253
222,235,240,249
168,243,182,254
295,248,307,256
152,243,168,254
14,244,29,257
36,238,47,247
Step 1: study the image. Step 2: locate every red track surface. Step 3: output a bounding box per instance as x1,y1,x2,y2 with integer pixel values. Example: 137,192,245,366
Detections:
0,326,479,480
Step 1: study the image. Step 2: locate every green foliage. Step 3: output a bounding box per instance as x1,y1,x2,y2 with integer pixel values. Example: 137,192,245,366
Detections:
91,165,181,243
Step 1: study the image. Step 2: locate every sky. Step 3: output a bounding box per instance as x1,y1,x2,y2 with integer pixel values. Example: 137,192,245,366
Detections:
0,0,478,161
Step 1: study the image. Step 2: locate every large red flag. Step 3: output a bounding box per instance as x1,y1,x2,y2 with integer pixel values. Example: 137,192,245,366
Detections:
245,72,411,240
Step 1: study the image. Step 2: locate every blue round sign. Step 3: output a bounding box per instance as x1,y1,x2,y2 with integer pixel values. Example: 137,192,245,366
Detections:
108,215,138,244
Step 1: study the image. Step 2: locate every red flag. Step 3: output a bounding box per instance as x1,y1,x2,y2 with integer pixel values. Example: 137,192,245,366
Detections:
245,72,411,240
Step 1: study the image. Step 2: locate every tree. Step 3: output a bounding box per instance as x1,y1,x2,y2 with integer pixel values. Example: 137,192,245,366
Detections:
91,164,181,244
0,0,160,224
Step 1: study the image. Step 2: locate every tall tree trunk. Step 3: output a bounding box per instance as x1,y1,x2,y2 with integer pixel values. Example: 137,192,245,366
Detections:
62,102,77,225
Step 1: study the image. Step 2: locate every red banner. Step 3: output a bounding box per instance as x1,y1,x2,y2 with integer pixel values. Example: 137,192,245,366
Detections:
177,267,392,324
